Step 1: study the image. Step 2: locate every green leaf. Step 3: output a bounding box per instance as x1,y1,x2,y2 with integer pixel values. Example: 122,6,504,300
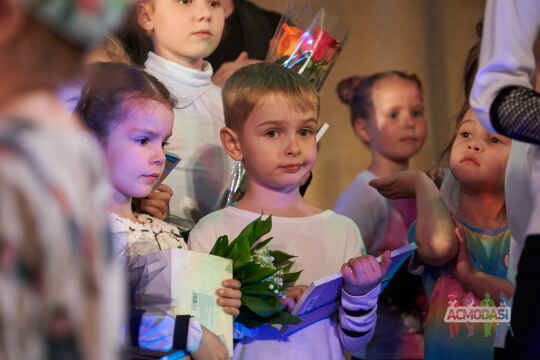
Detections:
267,311,301,325
242,266,278,285
234,215,272,248
282,270,302,284
209,235,229,257
252,216,272,244
224,216,272,263
270,250,296,266
234,262,263,282
251,237,273,251
235,306,266,328
225,231,251,265
242,294,282,317
233,258,251,272
241,282,277,297
280,262,293,273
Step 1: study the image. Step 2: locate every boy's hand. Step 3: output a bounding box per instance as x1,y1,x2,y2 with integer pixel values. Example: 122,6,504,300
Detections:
452,226,478,284
280,285,308,312
369,170,425,199
216,279,242,316
341,251,391,296
191,326,228,360
139,184,173,220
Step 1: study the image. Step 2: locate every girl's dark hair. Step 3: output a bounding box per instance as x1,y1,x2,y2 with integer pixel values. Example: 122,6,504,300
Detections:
439,19,483,163
75,62,175,140
336,71,423,128
115,8,154,66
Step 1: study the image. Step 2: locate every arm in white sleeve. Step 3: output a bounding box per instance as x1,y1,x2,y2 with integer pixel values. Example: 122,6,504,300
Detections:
187,219,218,253
470,0,540,134
335,181,387,254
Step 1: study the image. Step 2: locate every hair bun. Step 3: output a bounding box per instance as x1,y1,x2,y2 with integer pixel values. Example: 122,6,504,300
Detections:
336,76,365,105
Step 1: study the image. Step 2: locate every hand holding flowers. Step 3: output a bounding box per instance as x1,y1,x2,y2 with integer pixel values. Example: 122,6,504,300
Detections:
210,215,302,328
217,279,242,316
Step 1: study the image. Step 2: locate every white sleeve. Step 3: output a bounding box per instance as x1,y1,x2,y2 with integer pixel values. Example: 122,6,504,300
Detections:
344,217,367,259
335,183,387,254
188,217,220,253
470,0,540,132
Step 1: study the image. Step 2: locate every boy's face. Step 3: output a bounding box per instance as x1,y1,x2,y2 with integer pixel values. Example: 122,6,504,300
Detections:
139,0,224,70
449,108,510,193
104,99,173,201
232,95,318,192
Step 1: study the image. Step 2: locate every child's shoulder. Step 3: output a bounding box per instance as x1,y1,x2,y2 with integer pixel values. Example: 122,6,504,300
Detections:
189,207,257,252
331,210,361,225
342,170,381,194
336,170,386,210
110,212,184,235
193,207,232,229
190,207,253,237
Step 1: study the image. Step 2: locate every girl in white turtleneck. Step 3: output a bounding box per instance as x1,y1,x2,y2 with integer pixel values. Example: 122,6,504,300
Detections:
136,0,240,230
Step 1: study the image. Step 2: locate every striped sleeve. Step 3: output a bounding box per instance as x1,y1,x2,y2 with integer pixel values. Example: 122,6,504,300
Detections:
337,284,380,353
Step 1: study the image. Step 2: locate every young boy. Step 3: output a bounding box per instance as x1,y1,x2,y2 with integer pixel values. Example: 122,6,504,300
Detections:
189,63,391,359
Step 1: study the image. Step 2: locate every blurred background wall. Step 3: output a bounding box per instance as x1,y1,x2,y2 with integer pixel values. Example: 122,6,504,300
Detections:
253,0,486,209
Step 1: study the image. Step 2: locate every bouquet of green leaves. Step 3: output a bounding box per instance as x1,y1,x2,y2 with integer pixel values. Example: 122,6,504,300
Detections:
210,215,302,328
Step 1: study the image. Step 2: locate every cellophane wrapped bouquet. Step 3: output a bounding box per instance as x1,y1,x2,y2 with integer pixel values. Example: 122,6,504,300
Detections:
210,215,302,328
267,4,349,91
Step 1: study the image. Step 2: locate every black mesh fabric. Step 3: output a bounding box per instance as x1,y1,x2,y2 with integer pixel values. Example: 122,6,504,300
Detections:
490,85,540,145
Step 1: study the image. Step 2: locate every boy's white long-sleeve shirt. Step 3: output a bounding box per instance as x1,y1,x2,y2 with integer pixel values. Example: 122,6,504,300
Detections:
189,206,380,360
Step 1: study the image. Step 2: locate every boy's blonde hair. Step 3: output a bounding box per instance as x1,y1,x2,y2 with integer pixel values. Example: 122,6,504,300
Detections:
222,63,319,131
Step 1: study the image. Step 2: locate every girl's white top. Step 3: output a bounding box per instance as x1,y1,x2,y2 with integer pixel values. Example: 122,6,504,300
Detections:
145,52,237,229
110,212,187,256
334,170,409,255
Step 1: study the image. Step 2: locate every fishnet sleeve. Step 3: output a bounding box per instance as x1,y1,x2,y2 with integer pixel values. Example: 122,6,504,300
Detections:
490,86,540,145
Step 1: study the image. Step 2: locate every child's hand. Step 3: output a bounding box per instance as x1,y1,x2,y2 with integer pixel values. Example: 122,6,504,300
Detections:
139,184,173,220
369,170,425,199
212,52,261,88
191,325,228,360
280,285,308,312
216,279,242,316
452,226,478,284
341,251,391,296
